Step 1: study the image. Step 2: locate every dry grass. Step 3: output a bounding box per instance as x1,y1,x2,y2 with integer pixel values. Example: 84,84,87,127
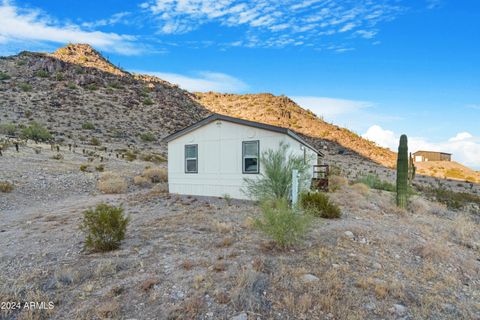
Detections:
96,172,128,194
143,167,167,183
0,181,14,193
449,214,479,249
329,175,348,191
133,175,151,188
212,220,234,233
351,182,370,195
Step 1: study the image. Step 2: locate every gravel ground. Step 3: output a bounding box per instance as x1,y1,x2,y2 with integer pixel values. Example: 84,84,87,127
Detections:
1,143,479,320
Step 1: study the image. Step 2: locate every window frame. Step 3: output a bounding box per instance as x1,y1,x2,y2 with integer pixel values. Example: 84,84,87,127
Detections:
242,140,260,174
184,144,198,174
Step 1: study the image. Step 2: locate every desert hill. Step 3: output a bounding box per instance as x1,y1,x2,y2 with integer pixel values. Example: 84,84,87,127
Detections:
195,92,396,167
0,44,209,151
1,43,396,168
416,161,480,184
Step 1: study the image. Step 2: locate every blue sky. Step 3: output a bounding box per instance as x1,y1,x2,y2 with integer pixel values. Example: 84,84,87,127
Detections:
0,0,479,168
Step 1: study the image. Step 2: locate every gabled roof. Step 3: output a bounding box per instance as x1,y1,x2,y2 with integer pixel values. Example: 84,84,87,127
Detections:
163,114,323,156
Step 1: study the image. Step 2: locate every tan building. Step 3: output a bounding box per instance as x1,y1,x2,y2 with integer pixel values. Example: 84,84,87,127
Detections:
413,150,452,162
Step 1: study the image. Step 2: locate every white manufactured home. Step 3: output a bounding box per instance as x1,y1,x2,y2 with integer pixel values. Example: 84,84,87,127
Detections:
163,114,323,200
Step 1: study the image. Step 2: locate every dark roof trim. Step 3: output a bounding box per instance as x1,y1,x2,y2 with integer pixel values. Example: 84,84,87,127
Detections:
163,114,323,156
413,150,452,155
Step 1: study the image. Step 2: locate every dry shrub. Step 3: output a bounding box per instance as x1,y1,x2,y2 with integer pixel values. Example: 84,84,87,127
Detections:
0,181,14,193
413,242,451,262
297,293,313,313
449,214,478,248
151,182,168,193
212,220,233,233
96,299,121,319
97,172,128,194
181,259,194,270
16,290,55,320
299,192,341,219
143,167,167,183
352,183,370,195
329,175,348,191
230,268,270,313
133,175,151,188
408,196,431,215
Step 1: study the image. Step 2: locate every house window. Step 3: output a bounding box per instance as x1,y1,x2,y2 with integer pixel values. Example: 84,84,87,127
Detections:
242,141,259,174
185,144,198,173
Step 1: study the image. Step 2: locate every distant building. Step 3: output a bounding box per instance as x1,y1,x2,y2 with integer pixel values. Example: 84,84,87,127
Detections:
413,151,452,162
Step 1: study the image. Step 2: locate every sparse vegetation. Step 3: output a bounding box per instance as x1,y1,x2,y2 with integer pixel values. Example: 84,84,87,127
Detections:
143,98,154,105
19,82,32,92
139,132,156,142
82,122,95,130
80,203,129,252
0,71,11,80
243,142,310,201
90,137,101,146
254,198,312,248
21,121,53,142
36,70,49,78
299,192,341,218
356,174,395,192
0,181,14,193
419,186,480,210
142,167,167,183
97,172,128,194
85,83,98,91
0,123,17,136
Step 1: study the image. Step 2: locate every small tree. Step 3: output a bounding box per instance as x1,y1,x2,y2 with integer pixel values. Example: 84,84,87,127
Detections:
21,121,53,142
242,142,312,201
80,204,129,252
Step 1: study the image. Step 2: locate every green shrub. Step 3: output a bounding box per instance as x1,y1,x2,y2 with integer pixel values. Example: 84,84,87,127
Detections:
254,198,312,248
95,164,105,172
19,83,32,92
419,186,480,210
0,123,17,136
356,174,395,192
0,71,11,80
0,181,14,193
80,203,129,252
242,142,311,201
299,192,341,219
125,150,137,161
21,122,53,142
90,137,101,146
82,122,95,130
16,60,26,66
80,164,89,172
55,72,64,81
67,82,77,89
85,83,98,91
143,98,154,105
139,132,156,142
36,70,49,78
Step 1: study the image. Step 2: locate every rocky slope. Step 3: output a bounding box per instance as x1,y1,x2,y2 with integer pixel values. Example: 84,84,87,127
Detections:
195,92,396,167
1,43,398,167
0,44,209,152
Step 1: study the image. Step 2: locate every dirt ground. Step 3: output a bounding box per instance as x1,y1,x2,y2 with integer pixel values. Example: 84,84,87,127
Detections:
1,142,479,320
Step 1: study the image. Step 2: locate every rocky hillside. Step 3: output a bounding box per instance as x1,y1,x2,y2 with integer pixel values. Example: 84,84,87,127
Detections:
0,44,209,151
195,92,396,167
2,43,395,167
416,161,480,184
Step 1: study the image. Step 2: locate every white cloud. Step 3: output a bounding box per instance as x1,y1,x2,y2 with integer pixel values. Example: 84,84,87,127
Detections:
362,125,480,168
0,1,140,55
426,0,443,10
291,96,373,118
133,70,248,93
140,0,405,50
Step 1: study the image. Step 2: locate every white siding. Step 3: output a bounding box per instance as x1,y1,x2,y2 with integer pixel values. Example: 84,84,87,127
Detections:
167,120,318,199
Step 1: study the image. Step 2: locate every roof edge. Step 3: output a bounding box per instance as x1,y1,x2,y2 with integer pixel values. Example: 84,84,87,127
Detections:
163,114,323,156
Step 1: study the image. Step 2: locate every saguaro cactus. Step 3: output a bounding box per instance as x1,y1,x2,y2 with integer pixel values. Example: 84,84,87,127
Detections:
396,135,408,208
408,152,416,184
